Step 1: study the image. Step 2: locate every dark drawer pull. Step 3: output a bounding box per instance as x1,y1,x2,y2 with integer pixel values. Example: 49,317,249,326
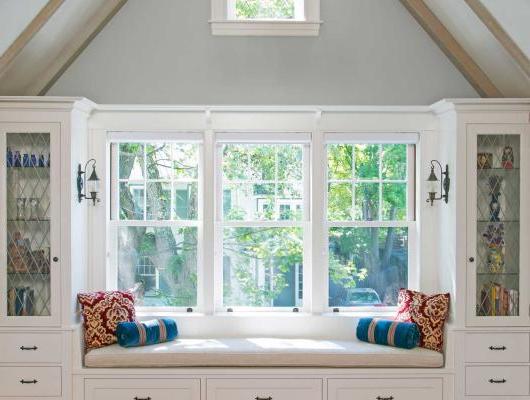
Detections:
489,379,506,384
20,379,38,384
255,397,272,400
489,346,506,351
133,397,151,400
20,346,38,351
376,397,394,400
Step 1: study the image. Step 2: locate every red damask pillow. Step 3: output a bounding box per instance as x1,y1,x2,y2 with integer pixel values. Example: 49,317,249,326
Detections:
78,291,136,350
395,289,450,352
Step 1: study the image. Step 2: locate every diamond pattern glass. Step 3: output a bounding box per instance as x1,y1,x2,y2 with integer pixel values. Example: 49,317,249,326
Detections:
476,134,520,317
6,132,51,317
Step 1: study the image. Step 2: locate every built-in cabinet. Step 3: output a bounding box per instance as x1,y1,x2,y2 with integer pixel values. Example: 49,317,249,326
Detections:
0,97,93,400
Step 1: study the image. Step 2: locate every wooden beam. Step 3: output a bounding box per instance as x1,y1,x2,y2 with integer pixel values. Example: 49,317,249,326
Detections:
0,0,65,77
33,0,128,95
400,0,502,98
465,0,530,79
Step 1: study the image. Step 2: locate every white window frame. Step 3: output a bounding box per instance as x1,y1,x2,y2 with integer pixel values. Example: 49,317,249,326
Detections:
323,132,419,312
214,131,311,312
210,0,321,36
107,131,204,313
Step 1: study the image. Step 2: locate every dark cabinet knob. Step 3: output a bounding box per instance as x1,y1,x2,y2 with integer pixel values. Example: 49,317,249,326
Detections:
489,346,506,351
20,346,38,351
53,257,59,262
489,379,506,384
255,397,272,400
376,397,394,400
469,257,474,262
20,379,38,384
133,397,151,400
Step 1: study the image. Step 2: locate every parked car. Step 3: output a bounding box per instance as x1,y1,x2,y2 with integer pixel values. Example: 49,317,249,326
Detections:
343,288,383,306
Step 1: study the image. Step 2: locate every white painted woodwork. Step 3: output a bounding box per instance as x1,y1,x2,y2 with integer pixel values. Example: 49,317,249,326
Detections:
207,379,322,400
0,332,63,363
328,378,443,400
0,366,62,397
84,378,200,400
465,365,530,396
464,332,530,363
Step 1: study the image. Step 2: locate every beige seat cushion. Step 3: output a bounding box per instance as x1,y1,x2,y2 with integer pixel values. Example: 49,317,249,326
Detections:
85,337,444,368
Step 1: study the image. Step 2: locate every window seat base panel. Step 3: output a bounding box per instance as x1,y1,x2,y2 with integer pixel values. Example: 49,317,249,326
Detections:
84,337,443,368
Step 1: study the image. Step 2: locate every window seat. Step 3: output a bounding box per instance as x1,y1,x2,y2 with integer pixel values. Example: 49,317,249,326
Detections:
84,337,444,368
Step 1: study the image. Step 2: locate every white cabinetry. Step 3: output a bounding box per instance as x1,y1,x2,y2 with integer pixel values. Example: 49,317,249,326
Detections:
0,97,94,400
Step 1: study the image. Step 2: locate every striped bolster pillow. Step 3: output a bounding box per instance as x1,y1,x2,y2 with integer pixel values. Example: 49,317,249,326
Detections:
356,317,419,349
116,318,178,348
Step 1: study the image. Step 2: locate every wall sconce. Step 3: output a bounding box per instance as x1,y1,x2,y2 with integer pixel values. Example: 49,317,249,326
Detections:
426,160,450,206
77,159,100,205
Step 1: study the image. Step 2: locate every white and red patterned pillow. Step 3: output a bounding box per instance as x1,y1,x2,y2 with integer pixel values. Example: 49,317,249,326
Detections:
395,289,450,352
77,291,136,350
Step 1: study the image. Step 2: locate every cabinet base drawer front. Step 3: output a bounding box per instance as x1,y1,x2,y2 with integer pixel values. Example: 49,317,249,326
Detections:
207,378,322,400
0,332,63,363
464,333,530,363
85,378,200,400
328,378,442,400
466,366,530,396
0,366,61,397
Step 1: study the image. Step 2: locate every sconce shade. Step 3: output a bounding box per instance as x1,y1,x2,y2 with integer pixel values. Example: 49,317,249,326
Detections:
427,167,438,182
87,166,100,193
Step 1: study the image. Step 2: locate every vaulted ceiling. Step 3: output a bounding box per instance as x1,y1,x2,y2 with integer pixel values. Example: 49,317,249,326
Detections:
0,0,529,98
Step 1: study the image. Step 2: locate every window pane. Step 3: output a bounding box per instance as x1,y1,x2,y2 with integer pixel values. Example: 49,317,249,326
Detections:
382,183,407,221
328,183,352,220
117,226,197,307
146,143,172,180
119,182,144,220
382,144,407,180
174,182,198,220
223,143,304,221
119,143,144,180
354,144,380,180
173,144,198,179
278,145,303,181
235,0,297,20
146,182,171,220
223,227,303,307
354,183,379,220
328,227,408,307
328,144,352,180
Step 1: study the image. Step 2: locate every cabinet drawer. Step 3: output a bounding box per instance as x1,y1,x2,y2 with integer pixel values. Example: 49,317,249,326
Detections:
85,378,200,400
466,366,529,396
328,378,442,400
207,379,322,400
464,332,529,363
0,366,61,397
0,332,62,363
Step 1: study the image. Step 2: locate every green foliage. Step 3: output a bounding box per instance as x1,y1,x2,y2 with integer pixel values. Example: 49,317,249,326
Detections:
236,0,295,19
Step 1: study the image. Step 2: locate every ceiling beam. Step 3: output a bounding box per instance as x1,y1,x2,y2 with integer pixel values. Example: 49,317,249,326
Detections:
0,0,65,77
32,0,128,95
465,0,530,80
400,0,502,98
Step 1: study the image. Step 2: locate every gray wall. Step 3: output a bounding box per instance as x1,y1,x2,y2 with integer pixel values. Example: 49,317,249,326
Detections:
47,0,478,104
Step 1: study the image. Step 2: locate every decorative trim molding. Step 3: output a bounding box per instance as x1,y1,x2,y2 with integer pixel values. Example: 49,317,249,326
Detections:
0,0,65,78
400,0,502,98
210,20,321,36
464,0,530,80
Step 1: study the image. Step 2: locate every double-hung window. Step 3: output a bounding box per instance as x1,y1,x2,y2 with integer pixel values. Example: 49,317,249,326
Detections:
216,134,310,311
108,134,202,310
326,136,416,309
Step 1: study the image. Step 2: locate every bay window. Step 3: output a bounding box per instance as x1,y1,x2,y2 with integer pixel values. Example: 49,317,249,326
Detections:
326,139,416,309
108,135,202,309
216,136,310,310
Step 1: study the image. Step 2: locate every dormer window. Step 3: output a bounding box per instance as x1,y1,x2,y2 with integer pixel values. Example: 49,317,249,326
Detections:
210,0,321,36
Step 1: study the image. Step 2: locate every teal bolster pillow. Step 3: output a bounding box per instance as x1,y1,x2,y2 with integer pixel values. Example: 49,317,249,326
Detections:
116,318,178,347
356,317,419,349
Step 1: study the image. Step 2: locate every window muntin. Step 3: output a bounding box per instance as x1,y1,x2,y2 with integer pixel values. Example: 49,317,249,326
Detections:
219,142,307,309
110,141,200,308
229,0,304,20
327,143,414,308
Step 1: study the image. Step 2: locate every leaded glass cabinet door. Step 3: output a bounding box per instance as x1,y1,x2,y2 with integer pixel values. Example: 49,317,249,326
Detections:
0,123,61,326
467,124,530,326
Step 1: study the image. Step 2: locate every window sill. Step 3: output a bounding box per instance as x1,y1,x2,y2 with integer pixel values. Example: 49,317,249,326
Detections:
209,20,322,36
